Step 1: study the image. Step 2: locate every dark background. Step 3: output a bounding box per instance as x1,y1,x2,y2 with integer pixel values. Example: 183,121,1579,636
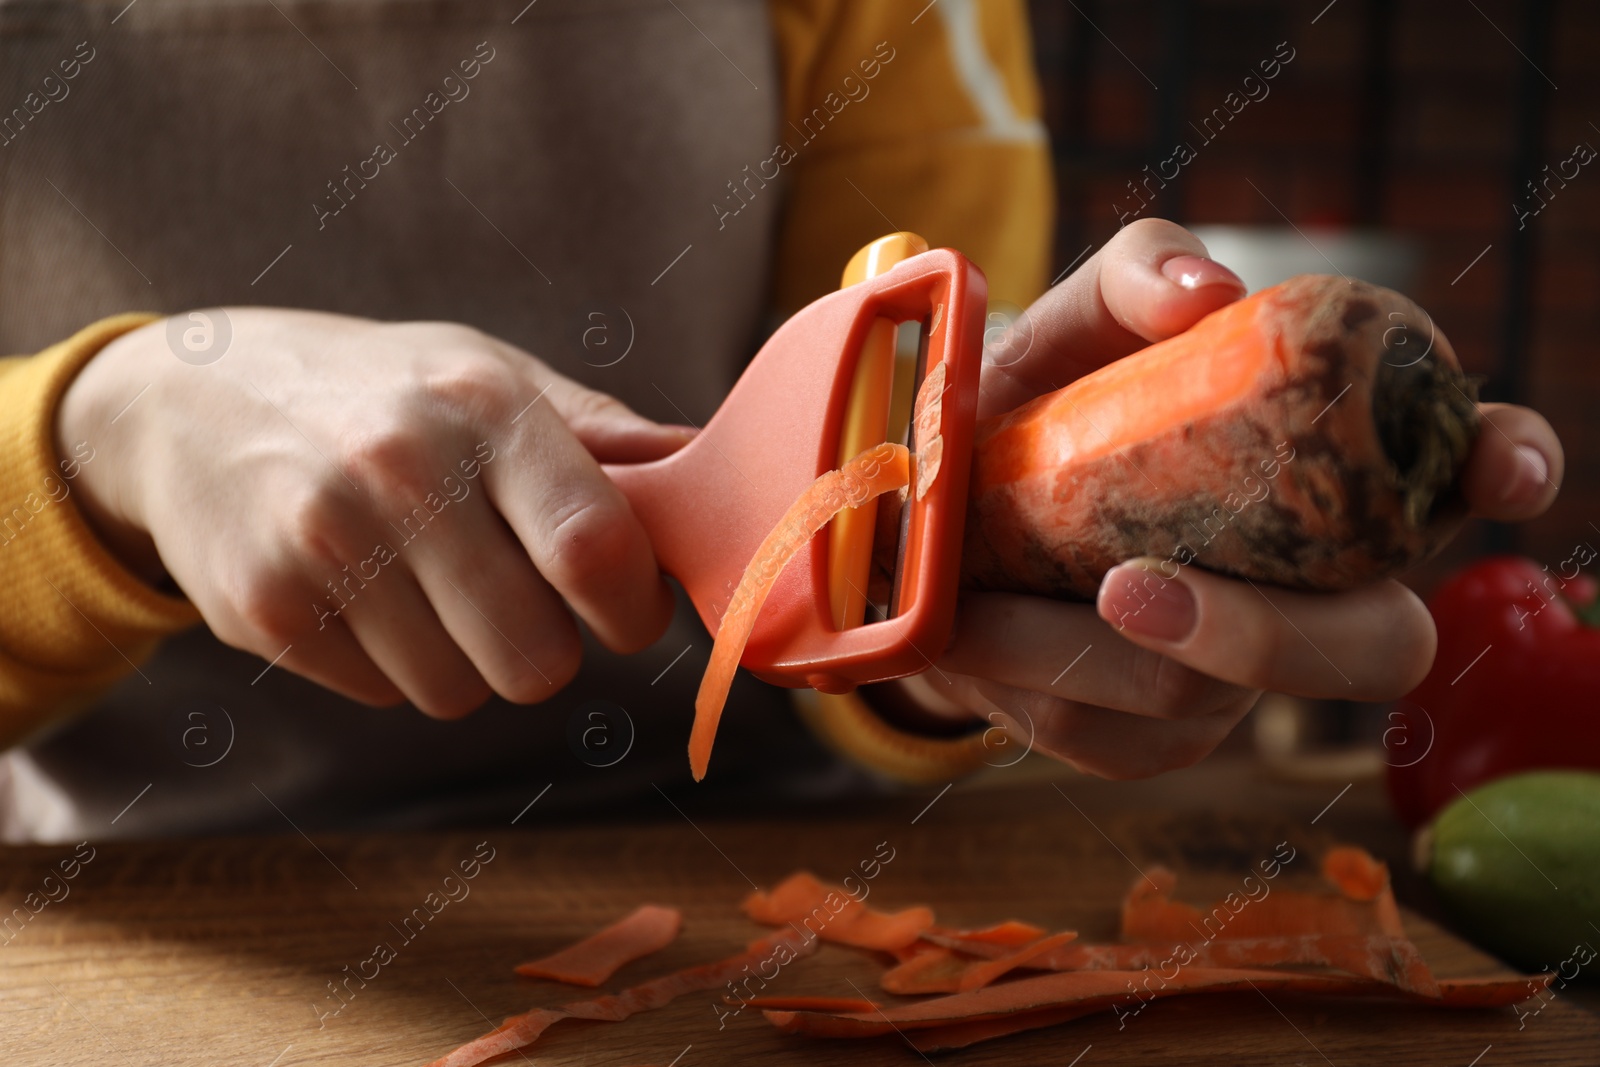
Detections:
1024,0,1596,586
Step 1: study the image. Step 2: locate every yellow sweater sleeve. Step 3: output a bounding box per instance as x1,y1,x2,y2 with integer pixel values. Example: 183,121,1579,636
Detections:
767,0,1055,314
769,0,1054,783
0,315,200,748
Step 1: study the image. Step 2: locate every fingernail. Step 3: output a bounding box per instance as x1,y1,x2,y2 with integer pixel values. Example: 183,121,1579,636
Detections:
1097,561,1197,642
1160,255,1245,293
665,424,699,442
1503,445,1549,505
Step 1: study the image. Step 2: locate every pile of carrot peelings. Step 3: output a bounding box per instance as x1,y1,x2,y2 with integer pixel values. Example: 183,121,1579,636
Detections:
423,847,1549,1066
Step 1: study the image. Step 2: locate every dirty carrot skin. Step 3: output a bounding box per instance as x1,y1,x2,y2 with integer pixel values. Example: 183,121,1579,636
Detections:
513,904,682,987
689,443,911,781
962,275,1480,599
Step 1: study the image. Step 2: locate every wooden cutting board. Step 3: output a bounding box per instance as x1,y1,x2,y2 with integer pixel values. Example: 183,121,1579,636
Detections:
1,774,1595,1066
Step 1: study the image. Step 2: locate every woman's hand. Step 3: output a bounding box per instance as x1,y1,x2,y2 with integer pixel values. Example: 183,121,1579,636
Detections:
902,219,1564,778
57,309,690,718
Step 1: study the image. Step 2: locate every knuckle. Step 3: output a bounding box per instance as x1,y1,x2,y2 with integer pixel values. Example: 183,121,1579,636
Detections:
227,567,305,648
421,355,516,424
541,495,642,595
282,485,356,569
338,422,434,505
561,386,625,426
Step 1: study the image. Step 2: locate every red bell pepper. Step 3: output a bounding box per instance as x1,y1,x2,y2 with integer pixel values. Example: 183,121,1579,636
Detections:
1387,554,1600,827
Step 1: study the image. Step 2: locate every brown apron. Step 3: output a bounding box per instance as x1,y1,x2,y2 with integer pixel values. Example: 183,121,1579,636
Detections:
0,0,875,839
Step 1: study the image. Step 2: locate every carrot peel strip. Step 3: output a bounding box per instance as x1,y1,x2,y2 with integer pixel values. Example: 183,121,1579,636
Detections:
689,442,912,781
742,870,933,952
882,931,1079,994
762,967,1551,1041
429,930,815,1067
513,904,682,987
1116,861,1439,997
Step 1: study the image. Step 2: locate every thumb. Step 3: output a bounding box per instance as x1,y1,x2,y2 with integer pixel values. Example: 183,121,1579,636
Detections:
538,374,696,464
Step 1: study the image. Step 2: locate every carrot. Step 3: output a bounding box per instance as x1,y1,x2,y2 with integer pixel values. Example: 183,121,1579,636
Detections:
513,904,682,987
428,929,815,1067
689,442,911,781
961,275,1480,599
741,871,934,952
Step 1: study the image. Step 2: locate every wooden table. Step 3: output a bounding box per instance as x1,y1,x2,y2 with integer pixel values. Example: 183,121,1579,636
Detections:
2,758,1596,1066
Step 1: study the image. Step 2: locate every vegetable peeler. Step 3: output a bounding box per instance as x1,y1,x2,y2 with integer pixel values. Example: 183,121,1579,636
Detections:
602,234,986,694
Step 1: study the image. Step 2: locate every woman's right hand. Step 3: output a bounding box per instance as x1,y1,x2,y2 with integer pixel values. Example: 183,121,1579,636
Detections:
56,308,690,717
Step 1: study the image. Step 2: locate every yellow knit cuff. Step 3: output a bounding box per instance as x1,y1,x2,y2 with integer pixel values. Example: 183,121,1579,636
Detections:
793,686,991,786
0,314,200,739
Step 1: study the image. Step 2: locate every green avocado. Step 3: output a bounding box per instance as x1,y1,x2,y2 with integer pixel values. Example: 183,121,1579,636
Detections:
1422,770,1600,973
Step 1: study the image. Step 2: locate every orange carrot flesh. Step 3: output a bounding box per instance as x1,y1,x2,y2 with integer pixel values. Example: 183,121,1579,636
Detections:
882,931,1079,994
513,905,682,987
961,275,1479,600
956,932,1079,992
901,975,1553,1053
742,871,933,952
731,995,881,1012
922,920,1048,950
1029,934,1419,975
908,1004,1103,1052
880,946,968,994
762,967,1549,1041
429,930,816,1067
764,968,1376,1038
1323,846,1389,901
689,442,911,781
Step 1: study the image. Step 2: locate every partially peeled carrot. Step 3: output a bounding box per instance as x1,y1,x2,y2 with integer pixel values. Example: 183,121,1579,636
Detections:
963,275,1480,599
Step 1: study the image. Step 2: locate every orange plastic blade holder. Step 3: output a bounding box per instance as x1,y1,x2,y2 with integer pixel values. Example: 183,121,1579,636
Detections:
603,247,987,693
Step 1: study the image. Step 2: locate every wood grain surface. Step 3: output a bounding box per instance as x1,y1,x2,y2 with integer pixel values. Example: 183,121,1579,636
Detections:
1,766,1595,1066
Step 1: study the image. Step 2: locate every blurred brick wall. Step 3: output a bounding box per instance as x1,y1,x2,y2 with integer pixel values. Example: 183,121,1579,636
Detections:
1026,0,1598,591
